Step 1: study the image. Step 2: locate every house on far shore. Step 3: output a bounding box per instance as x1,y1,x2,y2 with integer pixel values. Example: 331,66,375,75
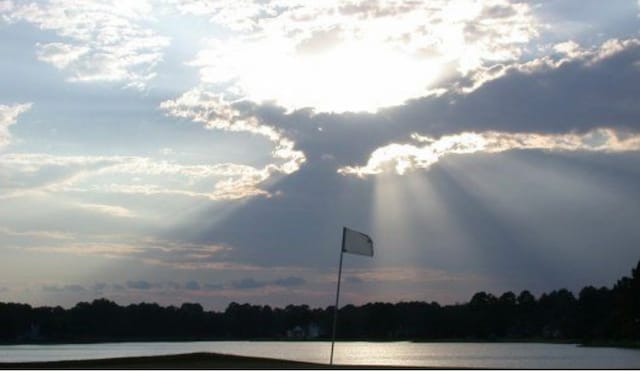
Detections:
286,323,321,339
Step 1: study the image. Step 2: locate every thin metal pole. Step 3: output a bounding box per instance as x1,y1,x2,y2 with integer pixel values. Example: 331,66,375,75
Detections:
330,227,346,365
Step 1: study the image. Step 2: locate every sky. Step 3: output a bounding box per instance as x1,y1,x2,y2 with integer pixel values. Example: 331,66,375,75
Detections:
1,0,640,310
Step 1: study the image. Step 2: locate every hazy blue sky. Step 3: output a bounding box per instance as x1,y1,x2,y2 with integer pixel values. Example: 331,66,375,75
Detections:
1,0,640,310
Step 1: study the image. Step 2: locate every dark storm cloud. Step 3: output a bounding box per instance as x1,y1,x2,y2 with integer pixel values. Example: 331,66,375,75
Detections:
394,47,640,135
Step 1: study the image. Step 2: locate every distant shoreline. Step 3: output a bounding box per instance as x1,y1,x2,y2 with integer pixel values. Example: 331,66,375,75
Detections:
0,338,581,347
3,338,638,349
579,340,640,350
0,338,624,348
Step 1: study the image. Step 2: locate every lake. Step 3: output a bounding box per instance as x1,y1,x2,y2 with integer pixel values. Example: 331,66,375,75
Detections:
1,341,640,368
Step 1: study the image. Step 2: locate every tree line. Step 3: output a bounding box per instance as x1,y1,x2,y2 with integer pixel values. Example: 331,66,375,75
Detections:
1,260,638,344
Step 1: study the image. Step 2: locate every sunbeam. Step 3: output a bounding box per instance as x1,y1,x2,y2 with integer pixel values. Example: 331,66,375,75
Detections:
439,151,640,290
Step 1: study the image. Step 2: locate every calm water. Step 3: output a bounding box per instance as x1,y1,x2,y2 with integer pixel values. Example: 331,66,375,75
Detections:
2,341,640,368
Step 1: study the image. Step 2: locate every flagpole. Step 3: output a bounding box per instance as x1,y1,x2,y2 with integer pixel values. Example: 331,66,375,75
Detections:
330,227,346,365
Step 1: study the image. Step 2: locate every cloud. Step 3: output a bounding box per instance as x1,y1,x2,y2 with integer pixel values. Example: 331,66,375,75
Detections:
203,283,224,291
42,284,86,292
1,92,306,204
36,42,90,69
24,235,233,270
91,282,107,291
0,0,13,13
0,103,31,149
460,38,640,93
41,285,63,292
160,87,305,170
344,267,487,285
229,276,307,290
0,227,72,240
553,40,582,58
184,280,201,290
230,278,266,290
273,276,306,287
36,276,305,298
160,86,306,197
175,0,538,113
156,33,640,280
250,37,640,173
170,0,274,32
295,26,343,55
339,128,640,176
4,1,169,89
31,242,142,259
126,280,153,290
0,152,289,201
76,203,136,218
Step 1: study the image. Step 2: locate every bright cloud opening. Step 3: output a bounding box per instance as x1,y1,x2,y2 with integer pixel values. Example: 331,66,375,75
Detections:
181,0,538,113
193,38,443,113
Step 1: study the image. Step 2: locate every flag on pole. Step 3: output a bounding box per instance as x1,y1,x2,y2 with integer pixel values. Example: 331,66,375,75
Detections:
331,227,374,365
342,227,374,257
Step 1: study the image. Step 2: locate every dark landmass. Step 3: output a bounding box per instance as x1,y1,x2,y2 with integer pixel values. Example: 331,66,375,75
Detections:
1,260,638,347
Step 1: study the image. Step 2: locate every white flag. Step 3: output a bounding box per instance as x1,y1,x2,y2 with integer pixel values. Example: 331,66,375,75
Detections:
342,227,374,257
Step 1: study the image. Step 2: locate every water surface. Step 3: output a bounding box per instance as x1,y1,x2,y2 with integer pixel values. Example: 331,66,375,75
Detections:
1,341,640,368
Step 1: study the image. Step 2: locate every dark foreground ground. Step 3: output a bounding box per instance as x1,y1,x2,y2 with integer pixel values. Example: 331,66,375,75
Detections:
0,352,442,369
